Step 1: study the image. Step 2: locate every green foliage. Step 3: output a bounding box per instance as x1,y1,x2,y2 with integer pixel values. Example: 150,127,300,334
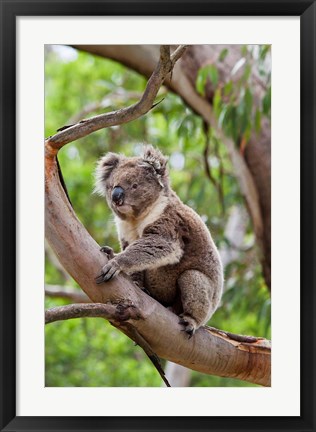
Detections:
218,48,229,62
45,45,270,388
197,45,271,149
263,86,271,117
196,64,219,96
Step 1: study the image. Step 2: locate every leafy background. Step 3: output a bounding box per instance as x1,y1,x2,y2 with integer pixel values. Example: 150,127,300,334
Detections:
45,45,271,387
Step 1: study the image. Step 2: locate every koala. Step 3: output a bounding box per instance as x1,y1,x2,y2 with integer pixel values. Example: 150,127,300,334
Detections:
94,145,223,337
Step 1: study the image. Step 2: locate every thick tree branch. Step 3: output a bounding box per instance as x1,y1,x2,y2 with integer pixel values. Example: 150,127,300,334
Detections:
45,45,271,387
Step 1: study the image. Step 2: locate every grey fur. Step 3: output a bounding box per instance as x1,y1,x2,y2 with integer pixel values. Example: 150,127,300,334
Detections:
95,145,223,336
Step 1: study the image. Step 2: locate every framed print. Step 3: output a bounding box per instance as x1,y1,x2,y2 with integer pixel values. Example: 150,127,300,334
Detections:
1,1,315,431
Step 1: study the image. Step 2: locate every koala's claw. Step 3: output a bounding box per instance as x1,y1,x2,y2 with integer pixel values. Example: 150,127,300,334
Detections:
185,328,195,339
180,326,195,339
179,316,196,339
95,260,121,284
100,246,115,260
141,287,151,296
95,274,105,284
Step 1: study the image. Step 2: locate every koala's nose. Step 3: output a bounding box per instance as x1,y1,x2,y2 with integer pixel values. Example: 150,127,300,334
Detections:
112,186,125,205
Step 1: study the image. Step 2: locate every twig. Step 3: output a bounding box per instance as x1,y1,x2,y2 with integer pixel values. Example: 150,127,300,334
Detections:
123,323,171,387
45,284,90,303
171,45,190,65
150,97,165,110
169,45,190,82
45,302,141,324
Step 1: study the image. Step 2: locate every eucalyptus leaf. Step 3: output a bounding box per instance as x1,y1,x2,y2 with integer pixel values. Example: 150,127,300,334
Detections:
255,109,262,134
219,48,229,62
231,57,246,76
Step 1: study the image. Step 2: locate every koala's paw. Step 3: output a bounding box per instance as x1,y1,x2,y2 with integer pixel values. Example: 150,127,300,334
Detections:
100,246,115,260
179,315,198,339
95,259,121,284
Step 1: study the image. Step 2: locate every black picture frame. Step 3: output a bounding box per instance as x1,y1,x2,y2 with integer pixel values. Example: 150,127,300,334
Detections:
1,1,315,431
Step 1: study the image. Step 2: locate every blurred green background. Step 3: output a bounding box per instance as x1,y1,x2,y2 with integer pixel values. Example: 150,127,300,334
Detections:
45,45,271,387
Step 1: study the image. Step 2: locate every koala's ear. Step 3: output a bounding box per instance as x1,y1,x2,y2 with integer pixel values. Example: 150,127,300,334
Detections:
142,145,168,176
94,152,121,196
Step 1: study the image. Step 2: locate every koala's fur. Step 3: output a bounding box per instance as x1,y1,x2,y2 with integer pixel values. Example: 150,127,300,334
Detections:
94,145,223,336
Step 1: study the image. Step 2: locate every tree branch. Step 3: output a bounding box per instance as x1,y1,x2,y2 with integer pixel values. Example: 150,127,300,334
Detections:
45,45,270,387
45,302,141,324
45,284,90,303
170,45,190,65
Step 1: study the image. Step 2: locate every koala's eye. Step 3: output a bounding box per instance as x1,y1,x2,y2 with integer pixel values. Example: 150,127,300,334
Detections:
132,183,138,189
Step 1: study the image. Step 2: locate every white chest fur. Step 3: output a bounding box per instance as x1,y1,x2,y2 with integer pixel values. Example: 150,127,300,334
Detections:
115,195,168,245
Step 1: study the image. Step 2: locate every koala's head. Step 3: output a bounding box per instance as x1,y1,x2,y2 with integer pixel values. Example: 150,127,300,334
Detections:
94,145,169,220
